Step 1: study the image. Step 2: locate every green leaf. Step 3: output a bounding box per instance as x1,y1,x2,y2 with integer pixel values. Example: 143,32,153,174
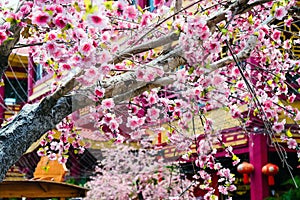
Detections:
232,154,239,161
221,28,228,35
103,1,113,10
62,23,73,32
137,5,144,14
248,15,254,25
286,128,293,137
188,66,194,74
73,2,81,12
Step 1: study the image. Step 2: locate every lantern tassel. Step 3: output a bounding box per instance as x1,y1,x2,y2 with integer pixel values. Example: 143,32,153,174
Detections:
243,174,250,184
268,175,275,186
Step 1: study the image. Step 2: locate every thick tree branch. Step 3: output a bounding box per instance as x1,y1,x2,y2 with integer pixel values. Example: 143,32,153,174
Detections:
0,48,185,182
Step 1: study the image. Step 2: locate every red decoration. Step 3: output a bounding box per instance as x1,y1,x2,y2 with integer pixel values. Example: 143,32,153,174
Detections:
237,162,254,184
262,163,279,186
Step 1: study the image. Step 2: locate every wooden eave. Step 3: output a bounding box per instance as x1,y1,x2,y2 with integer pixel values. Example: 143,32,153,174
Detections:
0,180,88,198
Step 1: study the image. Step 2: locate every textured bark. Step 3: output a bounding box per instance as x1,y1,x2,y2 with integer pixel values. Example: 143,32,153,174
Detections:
0,25,23,78
0,96,73,181
0,49,186,182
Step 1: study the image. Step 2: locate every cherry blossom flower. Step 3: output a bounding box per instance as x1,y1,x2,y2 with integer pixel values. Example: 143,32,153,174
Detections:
83,66,99,84
287,138,297,149
37,149,46,157
87,14,109,30
79,41,95,56
288,93,296,103
109,119,119,132
136,69,145,81
58,156,68,164
126,116,145,129
147,107,160,120
100,64,112,75
275,6,288,20
115,2,125,16
283,40,291,49
208,41,221,54
0,31,8,45
141,12,151,26
285,17,293,27
32,11,51,26
101,98,115,110
272,30,281,42
48,153,57,160
98,50,112,63
50,141,58,151
54,14,67,29
295,111,300,121
272,120,286,133
94,86,105,98
124,6,137,20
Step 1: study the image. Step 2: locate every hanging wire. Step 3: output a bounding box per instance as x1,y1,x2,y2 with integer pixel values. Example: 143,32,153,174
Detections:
222,31,299,188
7,63,28,98
3,73,26,103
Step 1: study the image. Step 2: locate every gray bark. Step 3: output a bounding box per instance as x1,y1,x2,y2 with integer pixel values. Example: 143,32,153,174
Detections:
0,25,23,79
0,96,73,181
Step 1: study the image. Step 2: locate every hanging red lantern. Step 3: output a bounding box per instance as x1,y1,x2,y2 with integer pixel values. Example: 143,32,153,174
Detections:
237,162,254,184
262,163,279,186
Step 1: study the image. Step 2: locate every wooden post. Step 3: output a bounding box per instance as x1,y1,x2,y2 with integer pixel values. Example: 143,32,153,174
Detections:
249,134,269,200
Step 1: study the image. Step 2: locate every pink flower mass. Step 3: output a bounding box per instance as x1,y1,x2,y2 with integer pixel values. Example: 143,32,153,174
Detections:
2,0,300,199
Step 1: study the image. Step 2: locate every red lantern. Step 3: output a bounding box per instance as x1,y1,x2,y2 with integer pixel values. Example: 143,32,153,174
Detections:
262,163,279,186
237,162,254,184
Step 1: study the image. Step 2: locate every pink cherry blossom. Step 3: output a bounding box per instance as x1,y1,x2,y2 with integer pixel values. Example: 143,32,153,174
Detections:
287,138,297,149
54,14,67,29
126,116,145,129
212,74,225,85
48,153,57,160
94,87,105,98
101,98,115,110
32,11,51,26
275,6,288,20
147,107,160,120
58,156,68,164
80,41,95,56
85,66,98,77
124,6,137,20
285,17,293,27
283,40,291,49
272,120,286,133
272,30,281,42
208,41,221,54
37,149,46,157
136,69,145,80
295,111,300,121
288,93,296,103
98,50,112,63
109,119,119,131
87,14,109,30
0,31,8,45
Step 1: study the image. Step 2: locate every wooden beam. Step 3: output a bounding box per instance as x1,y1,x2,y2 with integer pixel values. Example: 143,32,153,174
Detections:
0,180,88,198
